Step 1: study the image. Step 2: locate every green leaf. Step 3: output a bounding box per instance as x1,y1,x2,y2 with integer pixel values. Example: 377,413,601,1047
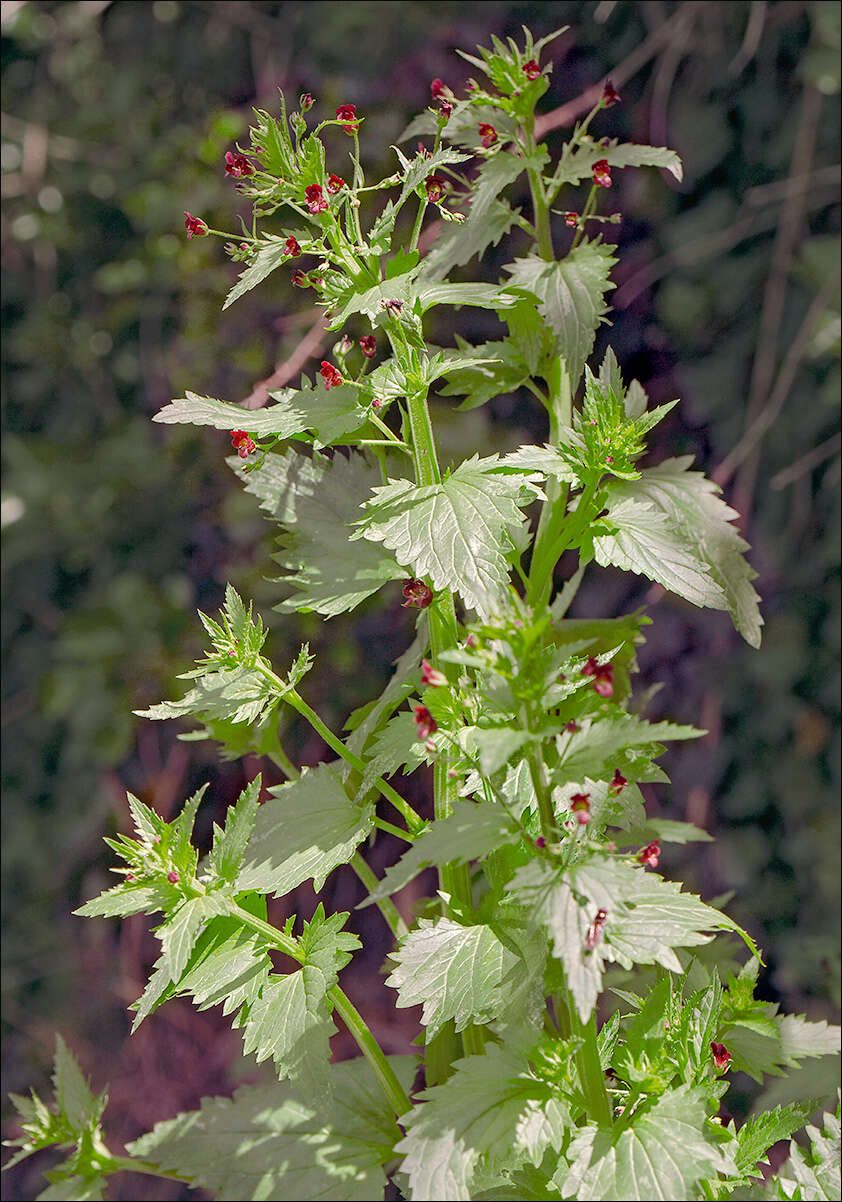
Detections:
175,920,270,1018
222,236,292,310
159,894,225,984
558,1085,734,1200
597,458,763,646
356,456,539,616
437,337,530,411
155,381,368,448
397,1044,569,1201
735,1101,821,1184
612,818,714,847
773,1101,840,1200
128,1055,415,1201
239,908,360,1097
552,140,683,191
207,777,262,885
237,763,375,898
361,802,517,906
345,629,425,757
510,854,754,1021
386,917,519,1038
233,448,401,616
51,1036,98,1136
504,243,617,387
556,712,703,785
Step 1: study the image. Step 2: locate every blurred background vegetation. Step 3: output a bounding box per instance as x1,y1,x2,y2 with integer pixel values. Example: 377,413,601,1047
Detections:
2,2,839,1198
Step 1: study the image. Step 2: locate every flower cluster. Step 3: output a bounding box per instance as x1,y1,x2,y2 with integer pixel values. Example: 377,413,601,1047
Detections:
230,429,256,458
581,655,614,697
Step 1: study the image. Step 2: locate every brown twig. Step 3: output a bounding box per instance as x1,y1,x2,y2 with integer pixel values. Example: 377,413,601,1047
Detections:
241,311,331,409
770,431,842,490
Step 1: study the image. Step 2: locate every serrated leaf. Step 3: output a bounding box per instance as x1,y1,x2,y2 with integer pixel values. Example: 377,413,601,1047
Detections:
222,236,291,310
176,920,270,1018
128,1056,415,1202
37,1173,107,1201
397,1044,569,1201
774,1103,841,1200
598,458,763,646
361,803,517,906
558,1085,734,1201
154,382,368,448
735,1101,821,1183
237,764,374,898
386,917,519,1037
232,448,401,616
552,140,682,191
556,712,703,785
510,854,754,1021
159,894,224,984
208,777,262,885
356,456,537,616
74,880,180,920
51,1037,97,1135
504,243,617,387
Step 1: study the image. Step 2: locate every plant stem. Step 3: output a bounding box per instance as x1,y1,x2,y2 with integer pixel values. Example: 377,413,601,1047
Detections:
565,987,613,1126
228,902,412,1120
286,689,424,835
409,198,428,252
352,851,407,939
107,1156,193,1185
524,121,553,261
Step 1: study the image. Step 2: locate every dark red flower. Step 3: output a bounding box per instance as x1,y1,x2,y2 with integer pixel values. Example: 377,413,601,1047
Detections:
224,150,255,178
421,659,447,687
382,298,403,316
425,173,446,202
417,141,432,159
359,335,377,358
230,429,256,458
565,211,579,228
523,59,541,80
291,269,308,288
184,212,208,239
319,360,343,389
285,236,302,257
413,705,438,740
609,768,628,794
535,836,547,850
593,159,612,188
402,578,433,609
438,97,453,120
478,122,497,148
565,720,580,733
570,792,591,825
305,184,328,213
300,92,315,111
327,173,346,194
584,908,607,950
637,840,660,869
336,103,358,133
602,80,621,107
581,655,614,698
167,870,179,884
430,78,447,98
710,1042,732,1071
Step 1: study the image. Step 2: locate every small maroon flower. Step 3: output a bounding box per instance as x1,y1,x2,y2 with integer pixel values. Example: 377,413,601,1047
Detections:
430,78,447,98
224,150,255,178
570,793,591,825
319,360,344,389
710,1042,732,1071
425,173,446,202
535,836,547,850
327,173,346,194
381,298,403,316
184,212,208,239
359,334,377,358
477,122,497,148
609,768,628,794
300,92,315,111
291,269,309,287
523,59,541,80
285,236,302,257
464,634,477,649
584,908,607,950
413,704,438,740
593,158,612,188
230,429,256,458
565,720,580,733
438,97,453,120
417,141,432,159
637,840,661,869
421,659,447,687
602,80,621,107
305,184,328,213
167,870,179,884
565,211,579,228
402,578,433,609
336,104,358,133
581,655,614,698
125,873,136,883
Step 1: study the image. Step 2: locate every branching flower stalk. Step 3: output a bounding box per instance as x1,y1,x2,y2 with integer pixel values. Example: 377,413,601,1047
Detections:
5,26,841,1202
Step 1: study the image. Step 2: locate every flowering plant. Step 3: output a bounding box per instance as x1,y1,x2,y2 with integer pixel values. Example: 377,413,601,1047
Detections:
5,26,839,1202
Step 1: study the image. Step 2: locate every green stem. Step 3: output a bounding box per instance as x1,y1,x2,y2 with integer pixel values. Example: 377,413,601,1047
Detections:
566,988,613,1126
523,121,553,261
285,689,424,835
229,902,412,1120
107,1156,193,1185
409,197,428,252
528,479,596,609
373,816,415,842
352,852,407,939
